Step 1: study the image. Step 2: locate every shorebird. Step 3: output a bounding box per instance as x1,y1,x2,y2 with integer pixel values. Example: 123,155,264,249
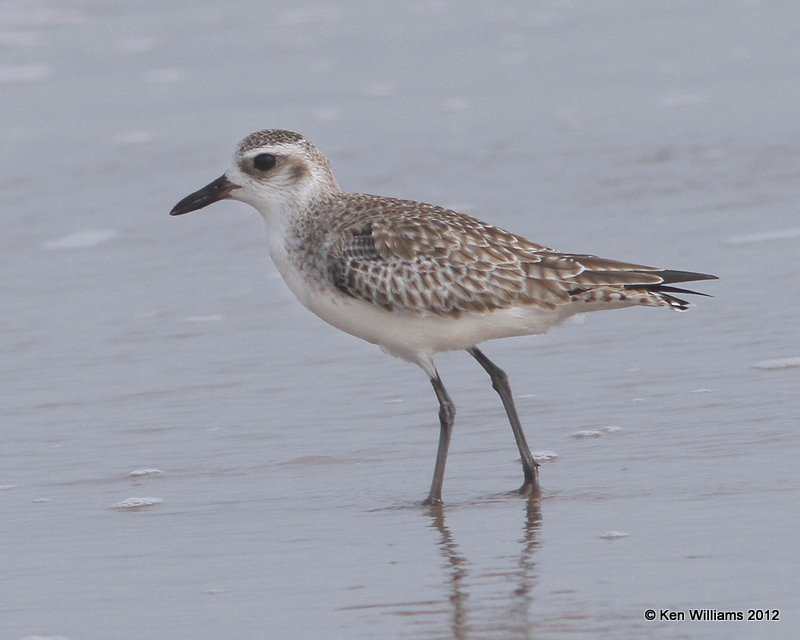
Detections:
170,129,716,504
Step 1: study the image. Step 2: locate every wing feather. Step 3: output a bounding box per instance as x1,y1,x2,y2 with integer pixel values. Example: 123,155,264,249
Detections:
325,196,715,316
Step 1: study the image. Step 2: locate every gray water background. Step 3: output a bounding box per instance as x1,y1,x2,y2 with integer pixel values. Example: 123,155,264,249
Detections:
2,1,799,638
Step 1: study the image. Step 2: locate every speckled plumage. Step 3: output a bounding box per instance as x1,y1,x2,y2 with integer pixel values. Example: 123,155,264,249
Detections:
227,130,712,319
318,193,694,316
170,128,717,504
237,129,306,152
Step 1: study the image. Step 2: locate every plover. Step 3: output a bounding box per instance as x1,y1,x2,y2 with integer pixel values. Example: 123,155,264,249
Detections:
170,129,716,504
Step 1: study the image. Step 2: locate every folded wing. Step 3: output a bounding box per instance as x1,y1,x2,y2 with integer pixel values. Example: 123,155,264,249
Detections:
326,200,716,316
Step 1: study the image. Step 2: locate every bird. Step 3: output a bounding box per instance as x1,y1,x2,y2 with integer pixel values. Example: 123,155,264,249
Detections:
170,129,716,505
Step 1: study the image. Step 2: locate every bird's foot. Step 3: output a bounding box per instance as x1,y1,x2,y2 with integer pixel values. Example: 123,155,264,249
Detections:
517,469,541,497
422,494,443,507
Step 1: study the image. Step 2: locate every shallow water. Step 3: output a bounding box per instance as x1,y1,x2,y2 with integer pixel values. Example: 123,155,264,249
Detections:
2,1,799,638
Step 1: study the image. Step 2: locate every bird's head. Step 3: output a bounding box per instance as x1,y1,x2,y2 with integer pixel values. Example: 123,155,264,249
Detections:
170,129,338,219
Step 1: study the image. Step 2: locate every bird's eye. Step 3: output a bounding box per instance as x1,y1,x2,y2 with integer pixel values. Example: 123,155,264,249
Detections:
253,153,277,171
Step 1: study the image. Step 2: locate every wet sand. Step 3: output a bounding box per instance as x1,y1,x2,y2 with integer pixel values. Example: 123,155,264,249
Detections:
2,1,799,638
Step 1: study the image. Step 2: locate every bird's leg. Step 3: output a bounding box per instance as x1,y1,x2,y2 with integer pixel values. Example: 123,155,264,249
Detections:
425,372,456,505
467,347,540,496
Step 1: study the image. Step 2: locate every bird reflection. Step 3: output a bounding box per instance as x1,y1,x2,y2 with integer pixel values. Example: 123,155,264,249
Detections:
427,503,469,635
425,496,542,639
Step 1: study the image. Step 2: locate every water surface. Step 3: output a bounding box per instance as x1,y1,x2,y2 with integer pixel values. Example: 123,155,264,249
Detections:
2,1,799,638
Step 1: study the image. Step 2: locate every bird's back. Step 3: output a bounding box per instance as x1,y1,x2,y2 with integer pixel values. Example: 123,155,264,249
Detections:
311,192,714,318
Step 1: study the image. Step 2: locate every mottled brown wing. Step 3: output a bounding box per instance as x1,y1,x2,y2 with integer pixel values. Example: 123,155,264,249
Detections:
325,204,669,316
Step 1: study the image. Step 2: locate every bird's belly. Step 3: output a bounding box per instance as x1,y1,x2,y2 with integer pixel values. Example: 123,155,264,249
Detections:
269,244,560,360
313,295,560,356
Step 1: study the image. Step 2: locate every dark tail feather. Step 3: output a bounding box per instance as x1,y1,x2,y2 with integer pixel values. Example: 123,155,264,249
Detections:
655,270,718,285
628,271,717,311
644,284,713,298
629,269,718,304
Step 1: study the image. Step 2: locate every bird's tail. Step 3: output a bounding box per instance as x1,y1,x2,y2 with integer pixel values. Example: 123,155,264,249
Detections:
567,269,717,311
628,270,717,311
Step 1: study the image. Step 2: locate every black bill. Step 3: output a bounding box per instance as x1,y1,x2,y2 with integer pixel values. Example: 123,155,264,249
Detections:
170,174,237,216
